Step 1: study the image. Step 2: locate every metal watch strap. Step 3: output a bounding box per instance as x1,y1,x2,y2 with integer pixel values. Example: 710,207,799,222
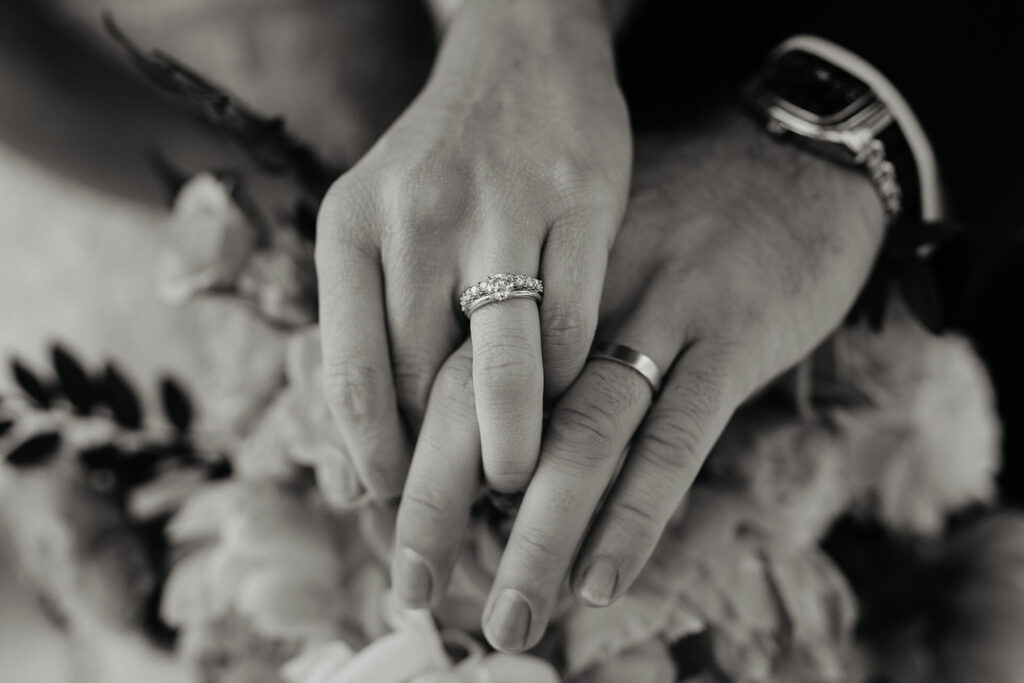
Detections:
874,121,920,223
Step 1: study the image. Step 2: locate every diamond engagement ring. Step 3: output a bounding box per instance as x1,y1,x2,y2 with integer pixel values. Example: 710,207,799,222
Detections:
459,274,544,319
588,342,663,394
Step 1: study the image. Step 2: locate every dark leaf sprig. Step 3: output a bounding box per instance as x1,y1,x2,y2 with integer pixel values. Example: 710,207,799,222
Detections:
8,347,146,426
160,377,194,435
11,359,53,408
3,346,222,490
52,344,96,414
103,14,341,200
6,432,62,468
2,345,232,650
100,363,144,430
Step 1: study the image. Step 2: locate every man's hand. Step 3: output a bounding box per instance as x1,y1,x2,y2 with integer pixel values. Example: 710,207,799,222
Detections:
317,0,631,508
395,108,887,652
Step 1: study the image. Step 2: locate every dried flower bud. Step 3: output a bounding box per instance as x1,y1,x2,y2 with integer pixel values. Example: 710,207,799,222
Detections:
158,173,260,302
237,242,317,326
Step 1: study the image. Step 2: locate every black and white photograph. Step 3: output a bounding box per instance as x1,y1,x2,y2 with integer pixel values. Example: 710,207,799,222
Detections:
1,1,1022,681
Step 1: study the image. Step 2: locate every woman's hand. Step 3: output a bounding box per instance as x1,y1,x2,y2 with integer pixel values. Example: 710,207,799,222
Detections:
393,108,888,652
316,0,631,499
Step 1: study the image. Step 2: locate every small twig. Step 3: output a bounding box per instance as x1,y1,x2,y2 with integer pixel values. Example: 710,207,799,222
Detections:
103,13,342,199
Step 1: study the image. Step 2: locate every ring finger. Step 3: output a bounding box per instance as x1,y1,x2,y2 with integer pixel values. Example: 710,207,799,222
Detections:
464,240,545,494
570,339,745,607
481,307,680,652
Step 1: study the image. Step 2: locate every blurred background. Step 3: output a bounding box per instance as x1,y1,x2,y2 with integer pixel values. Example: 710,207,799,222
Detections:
2,2,1022,682
1,2,433,680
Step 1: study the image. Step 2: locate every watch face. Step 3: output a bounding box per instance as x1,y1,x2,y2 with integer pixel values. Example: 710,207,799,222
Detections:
765,50,874,124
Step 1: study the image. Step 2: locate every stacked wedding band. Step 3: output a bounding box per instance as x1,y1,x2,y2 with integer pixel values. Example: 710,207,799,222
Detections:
460,273,543,319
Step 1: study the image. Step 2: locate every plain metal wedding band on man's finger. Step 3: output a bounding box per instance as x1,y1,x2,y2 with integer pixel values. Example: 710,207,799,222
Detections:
587,342,663,394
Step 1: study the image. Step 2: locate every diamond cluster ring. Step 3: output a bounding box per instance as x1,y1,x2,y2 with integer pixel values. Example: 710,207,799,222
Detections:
459,273,544,319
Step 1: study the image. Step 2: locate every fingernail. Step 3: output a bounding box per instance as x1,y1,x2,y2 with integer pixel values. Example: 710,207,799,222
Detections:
484,588,532,652
579,557,618,606
393,547,433,608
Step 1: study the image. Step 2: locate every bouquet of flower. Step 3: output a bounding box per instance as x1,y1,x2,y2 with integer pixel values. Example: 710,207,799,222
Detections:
2,24,1022,683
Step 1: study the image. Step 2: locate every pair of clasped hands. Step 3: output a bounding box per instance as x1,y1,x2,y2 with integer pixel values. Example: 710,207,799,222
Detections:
316,0,885,653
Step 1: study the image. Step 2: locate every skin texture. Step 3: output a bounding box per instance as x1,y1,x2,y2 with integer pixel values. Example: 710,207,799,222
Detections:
392,110,887,652
316,0,632,501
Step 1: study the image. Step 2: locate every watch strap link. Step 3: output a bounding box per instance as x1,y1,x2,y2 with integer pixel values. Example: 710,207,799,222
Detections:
749,36,957,333
869,121,918,221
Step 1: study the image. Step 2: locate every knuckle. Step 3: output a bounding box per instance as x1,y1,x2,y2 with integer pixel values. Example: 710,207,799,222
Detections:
639,388,716,474
400,487,449,523
633,347,743,477
588,361,652,411
541,304,593,372
322,362,391,427
639,421,704,474
392,355,438,416
378,160,470,232
545,365,649,466
484,457,536,491
473,337,542,402
317,176,380,245
714,283,772,341
546,154,618,208
706,339,756,399
672,269,768,349
425,356,478,428
549,405,617,450
316,181,348,230
606,496,664,546
436,350,475,399
507,522,563,570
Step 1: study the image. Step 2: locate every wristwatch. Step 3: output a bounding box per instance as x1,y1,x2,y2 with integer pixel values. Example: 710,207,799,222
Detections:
745,36,953,333
744,37,924,224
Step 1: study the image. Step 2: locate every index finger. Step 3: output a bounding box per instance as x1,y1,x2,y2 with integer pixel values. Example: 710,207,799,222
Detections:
392,341,480,609
481,361,653,652
316,224,410,500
